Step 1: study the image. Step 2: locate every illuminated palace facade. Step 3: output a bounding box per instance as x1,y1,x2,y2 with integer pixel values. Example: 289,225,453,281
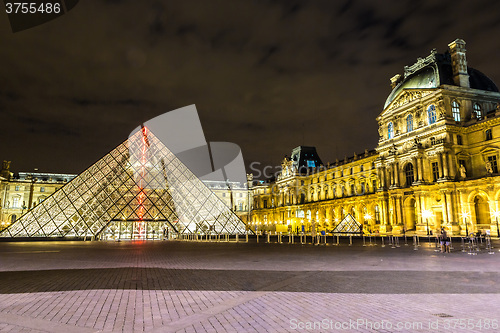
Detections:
251,39,500,236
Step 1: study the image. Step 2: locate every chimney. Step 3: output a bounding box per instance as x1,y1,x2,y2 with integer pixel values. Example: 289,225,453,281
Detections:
448,39,470,88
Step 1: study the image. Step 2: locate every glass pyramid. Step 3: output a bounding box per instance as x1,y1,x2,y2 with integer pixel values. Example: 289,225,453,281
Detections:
331,214,361,235
0,127,248,239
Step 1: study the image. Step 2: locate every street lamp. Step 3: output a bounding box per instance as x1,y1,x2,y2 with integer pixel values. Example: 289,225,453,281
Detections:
461,211,470,238
492,210,500,238
422,210,433,236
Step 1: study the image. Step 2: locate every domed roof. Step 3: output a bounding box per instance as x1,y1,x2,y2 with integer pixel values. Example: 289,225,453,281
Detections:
384,52,499,109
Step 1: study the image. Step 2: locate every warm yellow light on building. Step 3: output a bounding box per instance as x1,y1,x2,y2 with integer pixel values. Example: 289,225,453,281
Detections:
460,211,470,220
422,209,433,219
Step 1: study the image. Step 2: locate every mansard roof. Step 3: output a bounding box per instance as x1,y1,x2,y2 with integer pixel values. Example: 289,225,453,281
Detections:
384,50,498,110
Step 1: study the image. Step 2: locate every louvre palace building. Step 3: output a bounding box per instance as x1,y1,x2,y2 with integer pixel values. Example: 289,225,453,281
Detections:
250,39,500,236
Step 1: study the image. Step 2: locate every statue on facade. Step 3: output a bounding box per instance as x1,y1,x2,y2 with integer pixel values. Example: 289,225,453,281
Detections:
459,164,466,179
486,161,493,174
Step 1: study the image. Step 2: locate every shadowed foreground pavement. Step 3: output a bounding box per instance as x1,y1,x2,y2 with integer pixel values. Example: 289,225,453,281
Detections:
0,240,499,332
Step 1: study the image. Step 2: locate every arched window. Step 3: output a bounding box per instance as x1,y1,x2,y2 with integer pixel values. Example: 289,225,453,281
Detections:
374,205,380,224
452,100,460,122
473,103,482,120
406,114,413,132
11,215,16,223
427,105,437,125
404,163,415,186
387,122,394,139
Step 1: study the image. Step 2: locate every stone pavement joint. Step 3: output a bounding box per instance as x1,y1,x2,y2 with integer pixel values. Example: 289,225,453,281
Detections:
0,311,99,333
154,272,318,332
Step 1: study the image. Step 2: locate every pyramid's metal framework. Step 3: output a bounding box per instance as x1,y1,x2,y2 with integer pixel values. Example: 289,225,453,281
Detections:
0,127,248,239
331,214,361,235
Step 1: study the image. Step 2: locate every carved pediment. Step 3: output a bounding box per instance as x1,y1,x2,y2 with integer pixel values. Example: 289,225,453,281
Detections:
387,90,433,111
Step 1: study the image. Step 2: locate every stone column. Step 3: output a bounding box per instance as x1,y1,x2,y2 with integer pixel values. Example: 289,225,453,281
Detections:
413,157,419,183
437,153,444,179
442,152,449,178
394,162,400,187
417,158,424,182
448,153,456,179
446,192,454,223
441,191,449,225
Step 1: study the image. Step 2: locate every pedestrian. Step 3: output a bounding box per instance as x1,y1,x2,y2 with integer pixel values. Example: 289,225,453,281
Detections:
440,227,450,253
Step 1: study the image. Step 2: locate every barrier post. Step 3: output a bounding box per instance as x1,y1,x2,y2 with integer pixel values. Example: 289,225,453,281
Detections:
363,235,366,247
487,236,495,255
381,236,385,248
349,235,352,246
434,236,440,252
413,235,418,251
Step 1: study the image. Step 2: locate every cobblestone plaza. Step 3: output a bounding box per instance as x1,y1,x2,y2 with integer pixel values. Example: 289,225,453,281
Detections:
0,239,499,332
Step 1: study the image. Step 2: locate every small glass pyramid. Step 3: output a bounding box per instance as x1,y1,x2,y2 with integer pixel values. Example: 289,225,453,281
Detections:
0,127,248,239
331,214,361,235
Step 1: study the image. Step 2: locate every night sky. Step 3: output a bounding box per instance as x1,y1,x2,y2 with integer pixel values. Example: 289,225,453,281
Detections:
2,0,500,177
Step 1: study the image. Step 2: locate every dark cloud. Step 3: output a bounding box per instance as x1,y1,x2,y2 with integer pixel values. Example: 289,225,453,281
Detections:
1,0,500,176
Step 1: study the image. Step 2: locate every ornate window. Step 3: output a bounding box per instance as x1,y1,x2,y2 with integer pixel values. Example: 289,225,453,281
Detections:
456,134,463,145
486,129,493,141
406,114,413,132
427,105,437,125
451,100,460,122
388,122,394,139
432,162,439,182
487,155,498,173
473,103,482,120
404,163,415,186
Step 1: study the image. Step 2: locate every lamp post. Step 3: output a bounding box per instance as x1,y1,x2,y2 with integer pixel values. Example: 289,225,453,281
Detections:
422,210,432,236
492,210,500,238
461,211,470,238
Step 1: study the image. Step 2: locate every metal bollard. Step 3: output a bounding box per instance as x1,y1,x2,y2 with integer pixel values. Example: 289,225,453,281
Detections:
256,233,259,243
267,233,270,243
434,237,441,252
349,235,352,246
486,236,495,255
461,237,466,252
381,236,385,247
236,234,239,243
404,234,408,246
335,235,339,246
246,232,249,243
391,236,396,249
291,233,294,244
413,235,418,251
395,236,400,248
363,235,366,247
